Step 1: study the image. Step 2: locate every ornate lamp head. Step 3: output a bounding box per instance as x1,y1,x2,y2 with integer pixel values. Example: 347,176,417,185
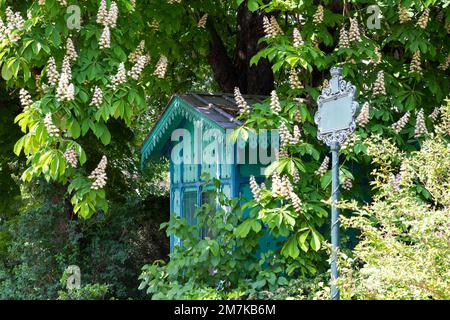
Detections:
314,67,359,147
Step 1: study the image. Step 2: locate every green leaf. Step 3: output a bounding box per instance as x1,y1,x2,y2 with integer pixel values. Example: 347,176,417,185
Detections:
100,128,111,145
69,120,81,139
281,236,300,258
297,230,310,252
310,229,321,251
13,136,26,156
247,0,259,12
209,240,220,256
1,63,12,80
251,220,262,233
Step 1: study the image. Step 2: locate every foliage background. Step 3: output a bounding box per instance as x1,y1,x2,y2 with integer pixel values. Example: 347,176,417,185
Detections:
0,0,449,299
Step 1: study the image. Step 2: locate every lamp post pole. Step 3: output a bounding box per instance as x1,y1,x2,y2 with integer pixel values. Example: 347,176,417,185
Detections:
330,142,340,300
314,67,359,301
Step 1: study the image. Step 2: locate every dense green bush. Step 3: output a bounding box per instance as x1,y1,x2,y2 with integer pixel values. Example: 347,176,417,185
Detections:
0,185,169,300
337,103,450,300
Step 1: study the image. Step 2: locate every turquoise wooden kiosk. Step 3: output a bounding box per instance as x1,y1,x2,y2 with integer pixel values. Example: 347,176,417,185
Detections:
141,93,277,252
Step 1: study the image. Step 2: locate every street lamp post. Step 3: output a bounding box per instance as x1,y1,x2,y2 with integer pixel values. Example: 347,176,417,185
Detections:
314,67,359,300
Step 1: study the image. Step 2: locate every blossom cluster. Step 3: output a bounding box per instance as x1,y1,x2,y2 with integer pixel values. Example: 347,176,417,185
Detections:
372,71,386,96
56,56,75,102
64,147,78,168
348,18,361,43
129,54,150,80
313,5,324,24
0,7,25,43
263,16,283,38
44,113,60,137
129,40,145,63
293,28,303,47
416,8,429,29
97,0,119,49
270,90,281,114
338,27,349,49
153,55,168,79
90,86,103,107
289,69,303,90
89,156,108,190
398,4,411,24
315,156,329,176
198,14,208,29
391,111,411,133
414,109,428,138
234,87,250,115
270,173,302,213
66,38,78,61
356,102,370,127
409,50,422,74
19,89,33,112
109,63,127,89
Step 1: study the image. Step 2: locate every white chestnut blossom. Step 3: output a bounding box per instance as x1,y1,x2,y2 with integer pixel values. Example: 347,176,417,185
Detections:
90,86,103,107
56,72,75,102
107,2,119,28
398,4,411,24
289,69,303,90
263,16,283,38
19,89,33,111
249,175,262,202
391,111,411,133
291,125,301,145
348,18,361,42
270,90,281,114
89,156,108,190
409,50,422,74
414,109,428,138
44,113,60,137
46,57,59,86
429,107,440,122
128,40,145,63
372,71,386,96
234,87,250,115
109,62,127,89
153,55,168,79
416,8,429,29
342,178,353,190
356,102,370,127
64,147,78,168
97,0,108,25
313,5,324,25
62,55,72,80
279,122,291,149
289,191,302,213
271,172,282,197
373,47,382,66
52,55,74,103
66,38,78,62
315,156,329,176
99,26,111,49
2,7,25,42
198,14,208,28
129,54,150,80
338,26,349,49
293,28,303,47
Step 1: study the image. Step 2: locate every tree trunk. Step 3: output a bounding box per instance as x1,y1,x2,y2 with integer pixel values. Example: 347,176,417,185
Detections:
207,2,274,95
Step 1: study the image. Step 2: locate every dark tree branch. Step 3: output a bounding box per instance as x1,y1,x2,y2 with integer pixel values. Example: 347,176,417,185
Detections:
207,21,238,93
235,5,274,95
